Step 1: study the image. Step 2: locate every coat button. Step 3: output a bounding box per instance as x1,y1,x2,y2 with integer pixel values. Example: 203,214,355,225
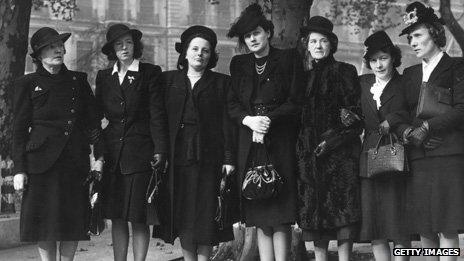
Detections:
120,101,125,106
73,76,76,80
67,120,72,124
70,109,75,113
119,137,123,141
180,123,185,129
121,119,125,123
72,97,75,101
64,131,69,136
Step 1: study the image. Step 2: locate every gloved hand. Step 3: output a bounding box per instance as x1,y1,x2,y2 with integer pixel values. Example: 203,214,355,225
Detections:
423,136,444,150
340,108,360,127
242,116,271,133
402,126,413,145
408,122,429,147
378,120,390,135
252,131,265,143
151,153,167,171
13,173,27,191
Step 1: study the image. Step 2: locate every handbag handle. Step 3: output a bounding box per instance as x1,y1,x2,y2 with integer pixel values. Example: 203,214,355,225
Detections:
373,133,399,155
250,142,272,167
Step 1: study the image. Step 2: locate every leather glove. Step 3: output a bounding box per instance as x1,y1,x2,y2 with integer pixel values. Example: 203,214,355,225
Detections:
423,136,444,150
378,120,390,135
408,122,429,147
340,108,360,127
151,153,167,171
402,126,413,145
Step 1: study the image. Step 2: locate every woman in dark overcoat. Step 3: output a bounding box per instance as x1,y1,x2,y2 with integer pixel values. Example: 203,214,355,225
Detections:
398,2,464,256
12,27,101,260
154,25,236,261
296,16,362,261
358,31,411,260
95,24,168,261
226,4,305,261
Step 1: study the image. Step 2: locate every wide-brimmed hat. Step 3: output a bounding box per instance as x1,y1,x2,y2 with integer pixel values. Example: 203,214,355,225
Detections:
175,25,217,53
363,31,395,58
227,3,272,38
30,27,71,58
399,1,445,36
101,23,142,55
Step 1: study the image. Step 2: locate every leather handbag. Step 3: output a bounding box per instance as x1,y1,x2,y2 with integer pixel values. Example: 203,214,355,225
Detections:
215,172,240,231
242,145,283,200
146,168,162,225
416,82,452,119
366,134,408,178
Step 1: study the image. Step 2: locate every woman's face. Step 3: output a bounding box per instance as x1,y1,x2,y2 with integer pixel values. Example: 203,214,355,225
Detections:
307,32,331,61
369,50,394,81
407,25,440,60
39,41,65,67
186,37,211,72
113,34,134,63
243,26,270,56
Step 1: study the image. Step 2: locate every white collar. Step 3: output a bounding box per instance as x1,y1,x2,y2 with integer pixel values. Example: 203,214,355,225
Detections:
422,51,443,82
112,59,140,75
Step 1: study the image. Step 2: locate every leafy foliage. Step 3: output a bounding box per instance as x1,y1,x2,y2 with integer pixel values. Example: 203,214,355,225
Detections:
326,0,402,34
32,0,77,21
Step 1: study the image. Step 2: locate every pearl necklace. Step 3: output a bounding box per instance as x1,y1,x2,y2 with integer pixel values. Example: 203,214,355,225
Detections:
255,61,267,75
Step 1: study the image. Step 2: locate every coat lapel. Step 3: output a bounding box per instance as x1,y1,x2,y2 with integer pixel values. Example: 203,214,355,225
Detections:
362,74,379,117
109,71,124,99
427,53,453,85
379,71,399,108
193,70,214,100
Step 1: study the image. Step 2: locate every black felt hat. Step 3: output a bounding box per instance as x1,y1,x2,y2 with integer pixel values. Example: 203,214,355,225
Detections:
227,3,272,38
363,31,395,58
101,23,142,55
399,1,445,36
30,27,71,58
300,16,338,41
175,25,217,53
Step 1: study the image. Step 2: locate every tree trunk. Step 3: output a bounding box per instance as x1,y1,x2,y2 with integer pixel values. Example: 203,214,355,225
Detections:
439,0,464,55
0,0,32,214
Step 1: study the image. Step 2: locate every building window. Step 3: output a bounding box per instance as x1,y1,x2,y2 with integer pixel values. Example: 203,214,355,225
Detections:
74,0,93,20
76,41,93,74
142,44,155,64
140,0,158,24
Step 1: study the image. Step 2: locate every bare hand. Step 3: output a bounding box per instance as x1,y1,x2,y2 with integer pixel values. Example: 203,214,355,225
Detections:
13,173,27,191
243,116,271,133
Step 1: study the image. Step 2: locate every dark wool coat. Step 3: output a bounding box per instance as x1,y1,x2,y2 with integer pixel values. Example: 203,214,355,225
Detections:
227,47,305,226
296,56,362,232
398,53,464,160
95,62,168,174
13,65,101,175
154,70,236,244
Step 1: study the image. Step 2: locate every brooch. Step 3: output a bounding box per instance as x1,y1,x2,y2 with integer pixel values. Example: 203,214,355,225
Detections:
128,76,135,84
403,8,418,25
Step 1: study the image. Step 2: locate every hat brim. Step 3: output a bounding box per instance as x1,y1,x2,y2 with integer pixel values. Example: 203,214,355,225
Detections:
102,29,142,55
301,26,338,42
363,42,393,59
30,33,71,58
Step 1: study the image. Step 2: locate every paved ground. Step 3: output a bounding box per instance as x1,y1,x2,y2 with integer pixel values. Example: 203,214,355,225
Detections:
1,228,464,260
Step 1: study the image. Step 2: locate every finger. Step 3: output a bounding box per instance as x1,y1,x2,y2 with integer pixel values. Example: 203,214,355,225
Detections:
222,165,226,174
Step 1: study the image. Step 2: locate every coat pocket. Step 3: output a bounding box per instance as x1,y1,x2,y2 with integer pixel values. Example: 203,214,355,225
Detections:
25,135,47,152
31,88,50,109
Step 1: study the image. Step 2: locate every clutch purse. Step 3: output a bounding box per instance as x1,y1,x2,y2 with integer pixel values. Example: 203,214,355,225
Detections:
416,82,452,119
366,134,408,178
84,170,105,236
242,144,283,200
146,168,162,225
215,172,240,231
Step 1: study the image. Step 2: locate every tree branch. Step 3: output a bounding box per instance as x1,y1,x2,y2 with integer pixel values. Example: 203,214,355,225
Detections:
440,0,464,55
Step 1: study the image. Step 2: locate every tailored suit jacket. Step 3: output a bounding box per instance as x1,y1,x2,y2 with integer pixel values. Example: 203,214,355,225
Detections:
95,62,168,174
359,72,409,176
398,53,464,160
12,65,101,174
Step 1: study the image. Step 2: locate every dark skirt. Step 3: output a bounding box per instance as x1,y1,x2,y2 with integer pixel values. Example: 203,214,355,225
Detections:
302,225,358,242
359,175,409,241
20,147,90,242
101,167,152,224
407,155,464,235
243,143,297,228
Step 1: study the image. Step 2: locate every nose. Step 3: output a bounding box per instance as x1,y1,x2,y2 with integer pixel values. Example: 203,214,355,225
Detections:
375,60,382,69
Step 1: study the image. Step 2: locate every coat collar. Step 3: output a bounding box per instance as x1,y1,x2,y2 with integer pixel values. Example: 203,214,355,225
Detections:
427,52,453,84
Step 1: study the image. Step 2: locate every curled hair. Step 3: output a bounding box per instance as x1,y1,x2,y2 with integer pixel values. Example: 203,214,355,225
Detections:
408,22,446,48
364,45,402,70
176,36,218,70
105,36,144,61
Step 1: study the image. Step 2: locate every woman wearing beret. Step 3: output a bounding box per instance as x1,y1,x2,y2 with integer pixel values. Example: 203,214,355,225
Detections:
95,24,168,261
12,27,101,261
399,2,464,257
227,4,304,261
155,25,236,261
359,31,411,261
296,16,362,261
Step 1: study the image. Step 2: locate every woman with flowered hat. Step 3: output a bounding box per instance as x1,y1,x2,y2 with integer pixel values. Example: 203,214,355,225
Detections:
399,1,464,256
12,27,102,261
